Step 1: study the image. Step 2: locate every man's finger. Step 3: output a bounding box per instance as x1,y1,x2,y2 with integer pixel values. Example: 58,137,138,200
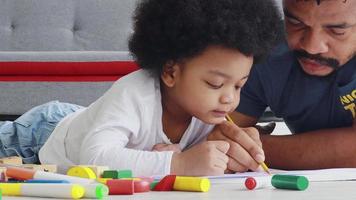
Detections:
243,127,262,147
227,157,249,172
221,121,265,163
227,142,260,171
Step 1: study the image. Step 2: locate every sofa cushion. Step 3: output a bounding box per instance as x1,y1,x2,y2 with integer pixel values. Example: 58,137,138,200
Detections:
0,0,140,115
0,51,139,114
0,0,138,51
0,61,137,76
0,51,138,81
0,61,138,81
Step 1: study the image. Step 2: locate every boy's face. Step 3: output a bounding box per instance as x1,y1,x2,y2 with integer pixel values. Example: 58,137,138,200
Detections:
162,46,252,124
283,0,356,76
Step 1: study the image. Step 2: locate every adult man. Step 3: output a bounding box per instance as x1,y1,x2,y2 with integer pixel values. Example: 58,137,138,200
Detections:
209,0,356,172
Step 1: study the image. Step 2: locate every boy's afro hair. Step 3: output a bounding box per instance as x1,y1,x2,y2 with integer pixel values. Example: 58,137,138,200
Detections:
129,0,284,76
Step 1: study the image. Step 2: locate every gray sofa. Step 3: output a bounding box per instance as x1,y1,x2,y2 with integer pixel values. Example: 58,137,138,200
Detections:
0,0,284,121
0,0,138,118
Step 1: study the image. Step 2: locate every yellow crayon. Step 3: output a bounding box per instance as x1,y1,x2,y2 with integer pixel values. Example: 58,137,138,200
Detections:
173,176,210,192
67,166,97,179
0,183,84,199
79,165,109,178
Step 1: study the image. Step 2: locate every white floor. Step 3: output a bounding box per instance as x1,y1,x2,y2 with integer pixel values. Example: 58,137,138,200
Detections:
258,121,291,135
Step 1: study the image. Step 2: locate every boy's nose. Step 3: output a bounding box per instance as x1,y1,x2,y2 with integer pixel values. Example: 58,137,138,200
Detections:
220,92,234,104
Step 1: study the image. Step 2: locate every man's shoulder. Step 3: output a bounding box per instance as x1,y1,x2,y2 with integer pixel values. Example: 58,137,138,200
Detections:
254,43,296,74
252,46,298,84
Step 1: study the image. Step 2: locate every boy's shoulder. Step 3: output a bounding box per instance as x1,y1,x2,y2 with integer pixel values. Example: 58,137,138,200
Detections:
112,69,157,90
115,69,153,84
108,69,160,101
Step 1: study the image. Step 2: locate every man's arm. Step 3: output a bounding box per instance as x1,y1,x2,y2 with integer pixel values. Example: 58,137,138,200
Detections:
262,123,356,169
230,112,276,135
231,111,356,169
230,111,258,127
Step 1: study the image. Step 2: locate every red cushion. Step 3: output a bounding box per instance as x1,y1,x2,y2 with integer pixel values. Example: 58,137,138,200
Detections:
0,61,139,81
0,75,125,82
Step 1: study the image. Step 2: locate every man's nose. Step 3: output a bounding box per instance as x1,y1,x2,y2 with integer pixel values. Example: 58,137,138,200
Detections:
300,29,328,55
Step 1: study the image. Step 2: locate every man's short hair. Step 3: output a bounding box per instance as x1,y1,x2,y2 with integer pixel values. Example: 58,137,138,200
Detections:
295,0,348,5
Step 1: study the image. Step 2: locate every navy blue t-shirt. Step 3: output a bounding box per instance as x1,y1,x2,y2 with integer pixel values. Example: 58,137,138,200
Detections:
237,44,356,133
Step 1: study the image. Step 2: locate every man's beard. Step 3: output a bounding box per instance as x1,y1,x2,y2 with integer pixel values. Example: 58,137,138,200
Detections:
294,49,340,70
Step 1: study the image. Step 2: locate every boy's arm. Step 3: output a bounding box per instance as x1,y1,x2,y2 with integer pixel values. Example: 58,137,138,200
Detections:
80,130,232,176
79,130,174,177
152,143,181,152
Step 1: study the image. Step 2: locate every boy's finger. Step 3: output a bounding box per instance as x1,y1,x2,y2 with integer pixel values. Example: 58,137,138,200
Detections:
214,153,229,170
152,143,167,151
213,140,230,154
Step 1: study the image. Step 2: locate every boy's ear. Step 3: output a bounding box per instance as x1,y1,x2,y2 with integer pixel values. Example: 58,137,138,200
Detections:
161,61,180,87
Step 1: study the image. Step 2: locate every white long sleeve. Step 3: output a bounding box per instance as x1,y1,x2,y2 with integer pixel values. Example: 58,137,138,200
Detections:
79,128,173,176
39,70,213,176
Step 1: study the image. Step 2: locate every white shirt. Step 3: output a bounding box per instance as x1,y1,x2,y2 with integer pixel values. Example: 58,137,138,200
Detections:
39,70,214,176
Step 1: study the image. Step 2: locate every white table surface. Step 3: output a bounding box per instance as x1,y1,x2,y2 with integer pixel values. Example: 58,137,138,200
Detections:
3,122,316,200
3,180,356,200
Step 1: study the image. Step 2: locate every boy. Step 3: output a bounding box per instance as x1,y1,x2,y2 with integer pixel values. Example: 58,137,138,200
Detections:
1,0,282,176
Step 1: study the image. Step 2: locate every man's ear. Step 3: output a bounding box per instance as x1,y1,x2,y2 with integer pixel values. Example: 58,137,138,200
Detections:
161,61,181,87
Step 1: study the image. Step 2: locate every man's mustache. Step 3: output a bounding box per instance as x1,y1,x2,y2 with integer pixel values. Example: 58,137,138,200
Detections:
294,50,340,69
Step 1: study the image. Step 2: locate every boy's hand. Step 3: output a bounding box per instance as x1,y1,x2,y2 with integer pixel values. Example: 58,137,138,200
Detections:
207,121,265,172
171,141,229,176
152,143,181,153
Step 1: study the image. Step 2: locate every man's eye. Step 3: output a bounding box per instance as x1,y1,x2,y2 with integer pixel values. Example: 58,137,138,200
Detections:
206,81,223,89
286,18,302,26
330,28,346,36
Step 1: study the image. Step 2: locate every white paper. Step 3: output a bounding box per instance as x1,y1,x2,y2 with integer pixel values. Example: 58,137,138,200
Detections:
206,168,356,183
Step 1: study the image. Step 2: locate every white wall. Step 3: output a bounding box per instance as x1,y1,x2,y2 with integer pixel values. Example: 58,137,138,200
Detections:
274,0,283,15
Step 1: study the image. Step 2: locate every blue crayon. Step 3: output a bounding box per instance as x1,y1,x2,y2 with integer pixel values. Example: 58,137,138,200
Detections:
26,179,70,184
7,179,24,183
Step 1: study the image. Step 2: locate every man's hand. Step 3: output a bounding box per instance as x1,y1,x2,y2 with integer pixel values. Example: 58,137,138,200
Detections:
171,141,230,176
207,121,265,172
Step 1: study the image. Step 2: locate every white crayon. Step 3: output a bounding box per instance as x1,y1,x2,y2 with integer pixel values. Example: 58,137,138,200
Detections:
0,183,84,199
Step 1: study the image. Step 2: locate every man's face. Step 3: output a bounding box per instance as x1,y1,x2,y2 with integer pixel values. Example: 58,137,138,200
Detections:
283,0,356,76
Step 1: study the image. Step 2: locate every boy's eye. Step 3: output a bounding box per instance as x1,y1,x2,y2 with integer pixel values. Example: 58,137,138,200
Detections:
235,85,241,90
206,81,223,89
